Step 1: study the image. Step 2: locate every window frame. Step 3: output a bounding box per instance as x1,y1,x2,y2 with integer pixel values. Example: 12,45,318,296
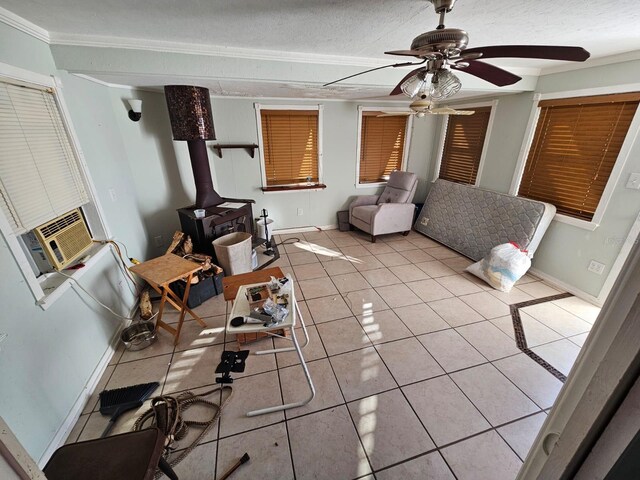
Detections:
0,61,111,309
254,103,325,193
355,105,413,188
510,85,640,231
431,100,498,185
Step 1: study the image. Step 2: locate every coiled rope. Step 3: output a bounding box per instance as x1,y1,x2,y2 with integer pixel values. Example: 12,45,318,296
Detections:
133,385,233,477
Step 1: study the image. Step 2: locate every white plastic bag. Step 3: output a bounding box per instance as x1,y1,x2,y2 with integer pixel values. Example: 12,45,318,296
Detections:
466,242,531,292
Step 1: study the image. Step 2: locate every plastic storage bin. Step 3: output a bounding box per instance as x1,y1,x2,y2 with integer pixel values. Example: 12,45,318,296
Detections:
213,232,252,275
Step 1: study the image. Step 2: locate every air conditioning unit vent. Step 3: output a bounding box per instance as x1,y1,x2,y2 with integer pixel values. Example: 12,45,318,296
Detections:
34,209,93,270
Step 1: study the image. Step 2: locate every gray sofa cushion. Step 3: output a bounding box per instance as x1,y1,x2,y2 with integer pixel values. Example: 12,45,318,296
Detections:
351,205,378,225
414,180,556,261
377,171,417,204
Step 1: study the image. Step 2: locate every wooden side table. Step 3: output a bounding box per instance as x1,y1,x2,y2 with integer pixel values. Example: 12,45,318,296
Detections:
130,254,207,345
222,266,285,302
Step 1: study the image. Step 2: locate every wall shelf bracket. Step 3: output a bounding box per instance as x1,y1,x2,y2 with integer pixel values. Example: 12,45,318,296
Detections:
212,143,259,158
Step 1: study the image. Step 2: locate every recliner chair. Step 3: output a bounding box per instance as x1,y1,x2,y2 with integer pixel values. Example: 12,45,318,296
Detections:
349,171,418,243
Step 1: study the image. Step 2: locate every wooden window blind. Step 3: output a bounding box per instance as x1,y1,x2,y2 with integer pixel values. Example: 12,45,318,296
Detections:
438,106,491,185
359,112,408,184
260,109,319,188
518,92,640,221
0,82,88,234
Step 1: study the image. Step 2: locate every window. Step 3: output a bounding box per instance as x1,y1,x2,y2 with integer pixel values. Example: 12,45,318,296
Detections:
357,108,410,185
0,81,89,234
436,105,492,185
256,105,324,191
517,92,640,222
0,65,108,307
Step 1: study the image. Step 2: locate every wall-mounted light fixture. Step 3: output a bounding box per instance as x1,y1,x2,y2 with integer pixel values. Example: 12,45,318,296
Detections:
128,99,142,122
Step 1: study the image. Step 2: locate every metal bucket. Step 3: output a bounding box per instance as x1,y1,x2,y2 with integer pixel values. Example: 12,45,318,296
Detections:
121,322,157,351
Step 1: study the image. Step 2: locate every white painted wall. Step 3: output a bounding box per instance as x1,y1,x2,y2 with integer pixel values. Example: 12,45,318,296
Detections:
0,23,147,461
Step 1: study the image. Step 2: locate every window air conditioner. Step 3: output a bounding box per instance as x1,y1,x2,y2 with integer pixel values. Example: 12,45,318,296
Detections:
34,208,93,270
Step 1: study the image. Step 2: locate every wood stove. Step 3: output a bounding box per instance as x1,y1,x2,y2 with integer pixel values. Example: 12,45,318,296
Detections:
164,85,278,268
177,200,254,257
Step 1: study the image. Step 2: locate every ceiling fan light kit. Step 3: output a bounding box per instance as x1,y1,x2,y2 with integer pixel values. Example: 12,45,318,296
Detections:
325,0,590,104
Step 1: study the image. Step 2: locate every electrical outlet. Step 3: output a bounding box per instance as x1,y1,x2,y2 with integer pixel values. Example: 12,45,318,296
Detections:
108,188,117,202
154,235,164,247
420,217,429,226
297,208,303,216
588,260,605,275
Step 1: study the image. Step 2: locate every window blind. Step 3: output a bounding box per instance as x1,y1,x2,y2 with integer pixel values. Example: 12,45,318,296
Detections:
438,106,491,185
0,82,88,234
260,109,319,187
359,112,407,184
518,93,640,221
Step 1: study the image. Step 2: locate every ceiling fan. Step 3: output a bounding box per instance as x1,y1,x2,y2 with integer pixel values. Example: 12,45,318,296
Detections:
378,98,474,117
324,0,590,99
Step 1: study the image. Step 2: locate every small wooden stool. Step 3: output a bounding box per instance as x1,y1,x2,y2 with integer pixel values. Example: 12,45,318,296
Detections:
130,254,207,345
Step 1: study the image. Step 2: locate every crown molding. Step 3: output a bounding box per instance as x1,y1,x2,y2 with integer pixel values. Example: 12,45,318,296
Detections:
49,32,394,68
0,6,49,43
540,50,640,76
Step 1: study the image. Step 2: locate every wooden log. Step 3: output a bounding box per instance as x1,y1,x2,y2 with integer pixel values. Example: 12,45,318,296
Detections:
166,231,185,255
139,289,153,320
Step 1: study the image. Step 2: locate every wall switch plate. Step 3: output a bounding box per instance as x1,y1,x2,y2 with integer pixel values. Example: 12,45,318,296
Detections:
154,235,164,247
297,208,303,216
108,188,117,202
588,260,606,275
626,173,640,190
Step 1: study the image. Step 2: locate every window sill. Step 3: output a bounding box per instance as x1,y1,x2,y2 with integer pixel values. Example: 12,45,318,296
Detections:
356,182,387,189
262,184,327,193
553,213,599,231
36,242,111,310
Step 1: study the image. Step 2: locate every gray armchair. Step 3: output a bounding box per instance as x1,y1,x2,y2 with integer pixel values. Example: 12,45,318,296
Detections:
349,171,418,243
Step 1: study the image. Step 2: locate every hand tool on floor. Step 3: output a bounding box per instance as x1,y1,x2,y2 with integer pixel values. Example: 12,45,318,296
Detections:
99,382,159,437
218,452,250,480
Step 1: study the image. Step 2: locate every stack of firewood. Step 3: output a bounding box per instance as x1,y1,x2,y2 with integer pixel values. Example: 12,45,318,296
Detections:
138,231,223,320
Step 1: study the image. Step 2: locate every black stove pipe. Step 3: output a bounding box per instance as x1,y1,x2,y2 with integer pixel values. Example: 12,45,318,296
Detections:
164,85,222,208
187,140,222,207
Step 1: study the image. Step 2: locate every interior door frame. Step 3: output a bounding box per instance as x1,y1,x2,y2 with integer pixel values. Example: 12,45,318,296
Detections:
0,417,46,479
518,236,640,478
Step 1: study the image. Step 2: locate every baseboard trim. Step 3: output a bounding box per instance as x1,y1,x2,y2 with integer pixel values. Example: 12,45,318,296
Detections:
529,267,602,306
273,224,338,235
37,307,135,467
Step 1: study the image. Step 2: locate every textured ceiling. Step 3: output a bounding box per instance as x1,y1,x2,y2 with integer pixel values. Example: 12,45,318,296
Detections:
4,0,640,63
4,0,640,99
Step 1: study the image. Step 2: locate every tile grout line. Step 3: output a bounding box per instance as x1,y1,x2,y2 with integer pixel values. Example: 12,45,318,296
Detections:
307,309,377,478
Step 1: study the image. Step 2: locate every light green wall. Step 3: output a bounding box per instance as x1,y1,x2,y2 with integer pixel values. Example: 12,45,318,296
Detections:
0,23,148,461
455,62,640,297
525,62,640,296
106,93,437,249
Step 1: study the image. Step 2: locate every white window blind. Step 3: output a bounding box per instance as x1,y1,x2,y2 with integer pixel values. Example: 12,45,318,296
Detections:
0,82,88,234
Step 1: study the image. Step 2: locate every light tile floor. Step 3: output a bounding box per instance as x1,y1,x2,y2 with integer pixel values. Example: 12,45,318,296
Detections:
67,229,601,479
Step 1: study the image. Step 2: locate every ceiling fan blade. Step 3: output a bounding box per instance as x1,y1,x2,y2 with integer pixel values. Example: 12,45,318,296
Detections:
389,67,426,96
377,112,414,117
451,59,521,86
323,60,426,87
431,107,475,115
461,45,590,62
385,49,427,57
